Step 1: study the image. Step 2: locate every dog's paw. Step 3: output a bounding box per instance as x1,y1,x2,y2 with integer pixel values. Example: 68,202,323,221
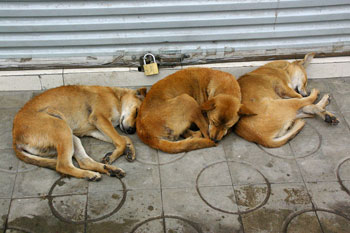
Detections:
325,114,339,125
310,88,320,98
86,172,102,182
102,152,113,164
324,94,331,105
124,144,136,162
104,165,126,178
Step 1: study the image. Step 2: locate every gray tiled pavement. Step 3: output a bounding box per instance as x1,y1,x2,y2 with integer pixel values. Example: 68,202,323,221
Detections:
0,78,350,233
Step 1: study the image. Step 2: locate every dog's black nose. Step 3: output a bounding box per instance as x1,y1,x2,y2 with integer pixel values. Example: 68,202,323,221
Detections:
211,138,219,143
126,127,136,134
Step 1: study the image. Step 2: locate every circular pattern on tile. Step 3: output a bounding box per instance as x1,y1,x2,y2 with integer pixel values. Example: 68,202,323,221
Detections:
258,123,321,159
47,176,127,224
196,161,271,214
130,215,202,233
336,157,350,195
282,208,350,233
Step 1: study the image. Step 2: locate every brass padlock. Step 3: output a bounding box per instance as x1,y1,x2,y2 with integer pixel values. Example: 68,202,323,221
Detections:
143,53,159,76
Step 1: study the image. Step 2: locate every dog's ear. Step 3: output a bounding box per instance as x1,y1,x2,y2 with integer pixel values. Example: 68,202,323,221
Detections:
136,87,147,99
201,99,216,111
238,104,256,116
298,52,315,68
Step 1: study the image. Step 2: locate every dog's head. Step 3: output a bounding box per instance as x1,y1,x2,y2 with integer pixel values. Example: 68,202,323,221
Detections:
288,52,315,97
201,94,251,142
120,87,147,134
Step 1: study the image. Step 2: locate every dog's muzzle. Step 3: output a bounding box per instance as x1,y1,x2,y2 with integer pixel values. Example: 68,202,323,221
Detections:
125,127,136,134
295,88,308,97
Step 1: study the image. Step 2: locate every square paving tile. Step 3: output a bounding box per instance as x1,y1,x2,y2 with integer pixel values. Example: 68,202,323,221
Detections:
305,181,350,233
308,78,332,93
0,91,33,109
223,133,304,184
0,108,18,132
0,149,19,174
342,111,350,129
12,167,60,198
297,133,350,182
0,131,13,150
86,189,162,233
159,145,227,188
162,187,243,233
0,199,11,229
317,210,350,233
306,181,350,217
0,173,16,199
7,198,84,233
87,141,161,190
328,78,350,112
240,183,316,233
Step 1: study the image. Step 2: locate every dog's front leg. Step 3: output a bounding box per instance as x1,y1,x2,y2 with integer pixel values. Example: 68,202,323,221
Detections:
92,115,133,164
102,136,135,164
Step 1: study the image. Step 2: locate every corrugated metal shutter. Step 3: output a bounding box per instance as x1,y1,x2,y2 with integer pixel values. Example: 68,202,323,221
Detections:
0,0,350,68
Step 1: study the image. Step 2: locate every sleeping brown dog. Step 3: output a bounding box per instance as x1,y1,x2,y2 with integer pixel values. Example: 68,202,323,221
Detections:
136,67,249,153
13,85,146,180
234,53,338,148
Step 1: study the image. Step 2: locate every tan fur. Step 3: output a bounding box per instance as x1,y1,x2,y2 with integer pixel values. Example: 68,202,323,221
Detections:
234,53,338,148
136,67,242,153
12,85,146,180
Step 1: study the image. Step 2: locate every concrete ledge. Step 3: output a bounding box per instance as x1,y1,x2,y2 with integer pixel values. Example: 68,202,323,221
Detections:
1,56,350,91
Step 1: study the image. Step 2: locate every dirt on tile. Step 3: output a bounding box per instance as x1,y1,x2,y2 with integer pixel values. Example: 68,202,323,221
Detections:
235,185,268,208
283,188,310,205
87,218,140,233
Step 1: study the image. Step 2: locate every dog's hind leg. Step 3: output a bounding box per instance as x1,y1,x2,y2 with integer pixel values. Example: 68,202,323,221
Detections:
265,89,319,147
14,146,57,169
275,88,319,110
271,119,306,147
72,136,125,178
300,94,339,124
182,129,202,139
170,94,210,138
275,83,303,99
55,129,102,181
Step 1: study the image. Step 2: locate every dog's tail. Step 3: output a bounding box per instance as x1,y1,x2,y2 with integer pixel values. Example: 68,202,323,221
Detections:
13,144,57,169
156,137,216,154
268,119,305,147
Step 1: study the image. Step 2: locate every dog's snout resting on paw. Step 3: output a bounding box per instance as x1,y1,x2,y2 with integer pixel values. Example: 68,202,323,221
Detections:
234,53,338,148
136,67,250,153
12,85,147,180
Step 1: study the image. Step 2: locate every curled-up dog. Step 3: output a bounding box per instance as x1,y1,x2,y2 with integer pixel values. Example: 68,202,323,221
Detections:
137,67,249,153
234,53,338,148
12,85,147,180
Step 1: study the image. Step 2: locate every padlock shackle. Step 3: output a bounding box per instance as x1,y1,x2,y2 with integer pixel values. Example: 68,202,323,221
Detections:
143,53,156,65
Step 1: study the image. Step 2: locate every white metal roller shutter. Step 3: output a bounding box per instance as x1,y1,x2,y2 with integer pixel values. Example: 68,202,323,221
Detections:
0,0,350,68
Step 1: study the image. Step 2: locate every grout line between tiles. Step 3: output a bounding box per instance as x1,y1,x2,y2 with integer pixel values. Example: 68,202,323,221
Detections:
156,150,167,233
84,183,90,233
5,153,21,232
290,142,326,233
222,142,245,232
